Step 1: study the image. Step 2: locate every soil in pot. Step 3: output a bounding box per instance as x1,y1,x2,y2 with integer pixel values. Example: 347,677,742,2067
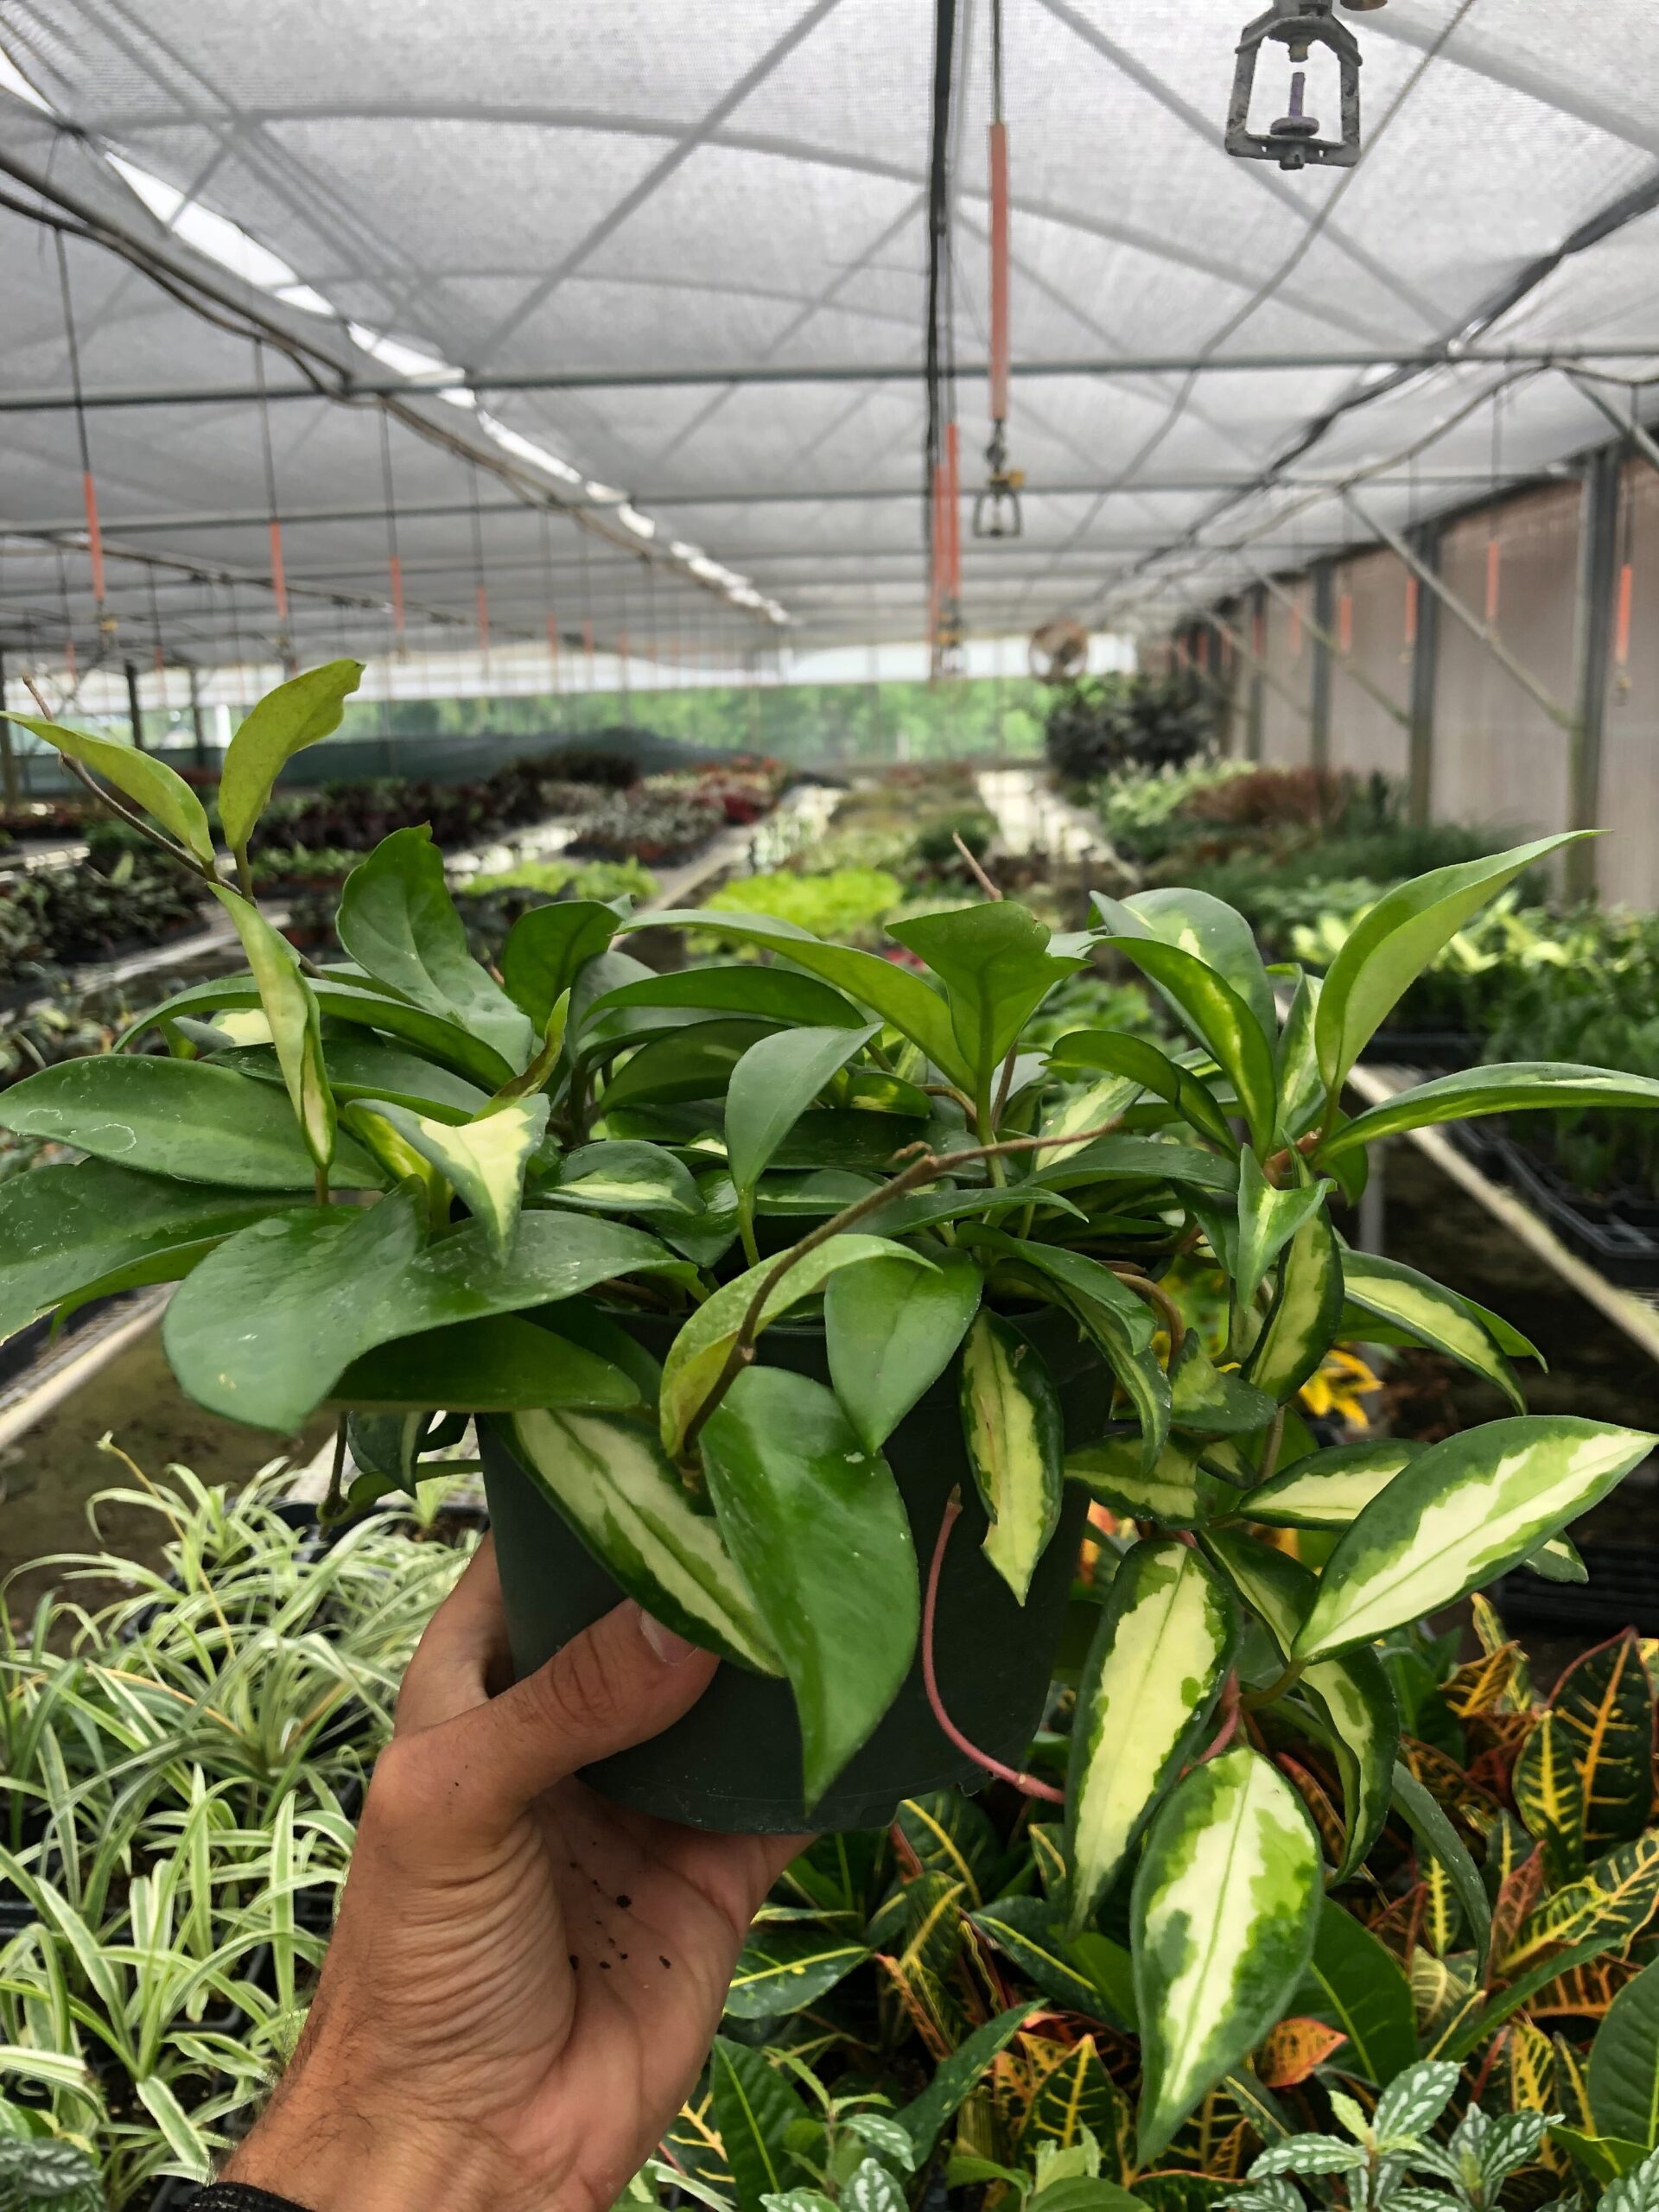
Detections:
481,1306,1109,1834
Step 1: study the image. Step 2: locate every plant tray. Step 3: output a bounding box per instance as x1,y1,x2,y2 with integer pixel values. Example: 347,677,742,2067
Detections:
1495,1541,1659,1637
0,1294,121,1390
1493,1139,1659,1291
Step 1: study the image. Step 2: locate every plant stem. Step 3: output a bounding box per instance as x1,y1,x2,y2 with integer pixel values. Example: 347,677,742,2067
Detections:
1109,1267,1187,1360
952,833,1003,901
1243,1656,1306,1712
234,842,254,900
313,1163,330,1206
678,1114,1131,1459
320,1417,349,1526
920,1490,1064,1804
1256,1405,1287,1485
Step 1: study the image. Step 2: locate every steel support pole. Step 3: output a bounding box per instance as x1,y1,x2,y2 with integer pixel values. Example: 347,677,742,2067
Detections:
1407,523,1441,828
1246,585,1266,763
1568,443,1623,904
124,658,145,752
188,665,209,772
1309,560,1335,773
0,644,16,810
1243,560,1412,734
1344,490,1578,735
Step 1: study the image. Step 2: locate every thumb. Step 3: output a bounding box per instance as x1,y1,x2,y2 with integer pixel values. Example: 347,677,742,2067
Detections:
443,1599,718,1829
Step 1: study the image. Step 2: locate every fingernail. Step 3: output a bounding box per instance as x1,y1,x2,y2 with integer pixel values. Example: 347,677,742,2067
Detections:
638,1606,699,1665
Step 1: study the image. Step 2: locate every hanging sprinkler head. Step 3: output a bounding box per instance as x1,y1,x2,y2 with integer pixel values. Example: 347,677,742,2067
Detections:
1226,0,1383,171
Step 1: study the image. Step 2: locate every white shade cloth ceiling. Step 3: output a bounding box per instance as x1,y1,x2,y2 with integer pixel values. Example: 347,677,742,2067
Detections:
0,0,1656,668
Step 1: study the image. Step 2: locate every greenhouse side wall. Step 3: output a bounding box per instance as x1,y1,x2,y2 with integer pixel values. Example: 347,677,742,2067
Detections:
1197,459,1659,908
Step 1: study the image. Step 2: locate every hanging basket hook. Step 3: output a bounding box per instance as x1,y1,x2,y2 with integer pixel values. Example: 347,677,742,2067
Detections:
1226,0,1372,171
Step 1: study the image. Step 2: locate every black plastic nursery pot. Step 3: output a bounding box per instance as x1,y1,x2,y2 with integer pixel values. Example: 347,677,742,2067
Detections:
480,1306,1107,1834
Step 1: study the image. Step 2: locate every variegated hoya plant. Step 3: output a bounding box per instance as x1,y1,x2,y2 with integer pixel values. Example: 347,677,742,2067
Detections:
3,664,1659,2163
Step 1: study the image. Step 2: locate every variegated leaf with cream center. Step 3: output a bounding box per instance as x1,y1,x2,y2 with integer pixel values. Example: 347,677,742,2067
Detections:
1066,1539,1236,1930
1294,1416,1656,1661
1065,1436,1224,1529
1339,1249,1531,1410
959,1311,1064,1603
505,1407,781,1673
1132,1746,1323,2162
356,1095,549,1255
1241,1439,1427,1529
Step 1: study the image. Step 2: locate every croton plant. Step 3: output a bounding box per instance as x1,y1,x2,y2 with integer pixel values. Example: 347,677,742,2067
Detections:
4,665,1659,2161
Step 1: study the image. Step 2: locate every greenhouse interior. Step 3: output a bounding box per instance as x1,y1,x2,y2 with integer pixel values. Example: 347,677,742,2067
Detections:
6,2,1659,2206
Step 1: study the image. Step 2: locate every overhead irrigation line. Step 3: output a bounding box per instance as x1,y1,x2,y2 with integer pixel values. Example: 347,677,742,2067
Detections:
923,0,963,671
0,148,773,629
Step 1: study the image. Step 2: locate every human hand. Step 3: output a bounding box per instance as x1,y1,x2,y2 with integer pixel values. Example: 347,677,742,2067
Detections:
225,1538,806,2212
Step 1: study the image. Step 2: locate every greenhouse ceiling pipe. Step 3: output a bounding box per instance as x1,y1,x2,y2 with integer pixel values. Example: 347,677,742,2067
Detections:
2,346,1657,414
1342,488,1579,737
1566,372,1659,481
4,470,1537,539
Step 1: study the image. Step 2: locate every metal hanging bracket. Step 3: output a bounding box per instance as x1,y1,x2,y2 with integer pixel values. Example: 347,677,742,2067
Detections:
973,423,1025,538
1227,0,1379,172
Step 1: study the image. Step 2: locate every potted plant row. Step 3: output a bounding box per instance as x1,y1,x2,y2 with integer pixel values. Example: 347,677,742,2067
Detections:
4,662,1659,2164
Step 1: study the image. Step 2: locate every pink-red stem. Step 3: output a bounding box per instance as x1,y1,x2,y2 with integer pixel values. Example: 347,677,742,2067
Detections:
922,1491,1065,1806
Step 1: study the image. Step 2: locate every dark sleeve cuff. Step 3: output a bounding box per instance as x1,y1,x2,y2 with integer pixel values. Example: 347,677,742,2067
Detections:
190,2189,313,2212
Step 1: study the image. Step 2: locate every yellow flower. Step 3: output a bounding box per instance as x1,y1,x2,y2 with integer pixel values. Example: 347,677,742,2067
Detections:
1299,1345,1381,1427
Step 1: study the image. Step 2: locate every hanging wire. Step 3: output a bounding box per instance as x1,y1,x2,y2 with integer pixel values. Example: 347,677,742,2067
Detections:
468,461,492,683
379,407,407,654
539,505,561,697
1484,385,1504,628
54,231,111,646
1616,385,1637,693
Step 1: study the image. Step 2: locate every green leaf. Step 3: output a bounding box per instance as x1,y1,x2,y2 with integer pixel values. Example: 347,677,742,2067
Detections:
827,1249,982,1453
1096,887,1277,1044
726,1025,880,1214
1516,1707,1587,1885
1038,1072,1147,1166
1243,1214,1344,1403
0,1160,298,1344
1022,2036,1134,2158
959,1310,1065,1603
499,900,621,1030
165,1199,689,1431
1066,1437,1223,1529
334,1314,640,1413
223,1036,492,1123
1276,970,1325,1140
1033,1134,1240,1201
894,2005,1037,2160
125,970,518,1089
0,1056,379,1191
1132,1746,1323,2164
1066,1539,1236,1929
626,909,967,1087
1291,1901,1416,2087
207,886,337,1169
1048,1031,1237,1154
970,1896,1113,2018
1293,1417,1656,1661
1526,1531,1587,1582
658,1235,931,1457
1336,1249,1529,1409
887,903,1081,1091
1240,1440,1427,1529
1235,1153,1332,1316
353,1096,548,1255
1298,1646,1399,1881
1092,937,1277,1154
588,963,868,1033
708,2037,810,2212
988,1238,1170,1471
551,1140,706,1217
1552,2130,1656,2191
503,1407,779,1672
1550,1634,1657,1858
1169,1338,1276,1440
599,1018,776,1115
842,2160,907,2212
1315,833,1586,1096
1591,1956,1659,2150
338,826,534,1071
701,1366,918,1808
895,1789,1002,1901
1389,1760,1491,1973
2,710,215,866
1319,1061,1659,1161
217,660,363,849
1198,1525,1313,1660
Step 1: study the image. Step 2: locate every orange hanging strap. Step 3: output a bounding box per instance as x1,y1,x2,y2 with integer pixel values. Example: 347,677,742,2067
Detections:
1337,589,1353,653
988,120,1011,429
1403,570,1419,650
81,472,106,607
944,420,962,603
1288,597,1303,658
1484,535,1501,626
268,519,289,623
1616,560,1635,671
